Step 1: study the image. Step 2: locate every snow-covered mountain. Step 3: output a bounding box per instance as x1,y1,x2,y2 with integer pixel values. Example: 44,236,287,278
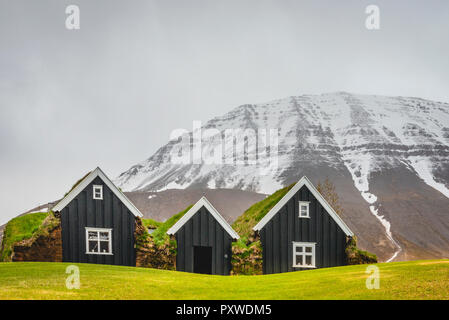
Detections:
116,92,449,262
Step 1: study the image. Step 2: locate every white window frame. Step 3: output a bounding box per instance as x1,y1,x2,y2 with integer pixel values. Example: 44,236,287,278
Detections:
93,185,103,200
292,242,316,268
298,201,310,218
85,227,113,255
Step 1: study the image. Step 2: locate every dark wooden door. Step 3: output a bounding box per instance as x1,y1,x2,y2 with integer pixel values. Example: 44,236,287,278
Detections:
193,246,212,274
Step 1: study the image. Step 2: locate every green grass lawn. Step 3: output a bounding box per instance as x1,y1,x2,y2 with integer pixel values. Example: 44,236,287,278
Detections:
0,260,447,299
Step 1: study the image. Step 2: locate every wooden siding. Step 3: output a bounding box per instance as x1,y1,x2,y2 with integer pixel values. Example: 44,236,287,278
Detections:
174,206,233,275
60,176,136,266
260,185,347,274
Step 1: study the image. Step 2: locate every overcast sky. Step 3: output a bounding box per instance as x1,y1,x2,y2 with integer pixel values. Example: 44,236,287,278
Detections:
0,0,448,225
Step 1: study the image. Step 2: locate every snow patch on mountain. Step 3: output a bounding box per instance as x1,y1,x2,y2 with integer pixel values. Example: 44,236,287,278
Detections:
369,205,401,262
407,156,449,198
341,151,402,262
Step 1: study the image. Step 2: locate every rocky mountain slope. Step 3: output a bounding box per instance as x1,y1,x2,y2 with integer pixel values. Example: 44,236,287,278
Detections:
115,92,449,262
124,189,266,223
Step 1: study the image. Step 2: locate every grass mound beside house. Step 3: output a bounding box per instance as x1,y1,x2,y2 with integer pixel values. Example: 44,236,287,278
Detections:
0,212,49,262
136,205,193,269
230,184,294,274
0,260,448,299
0,171,93,262
345,236,377,264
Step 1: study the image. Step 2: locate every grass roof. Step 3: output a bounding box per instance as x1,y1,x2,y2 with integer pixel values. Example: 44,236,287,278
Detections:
63,171,91,197
141,218,163,230
232,183,295,239
150,205,193,246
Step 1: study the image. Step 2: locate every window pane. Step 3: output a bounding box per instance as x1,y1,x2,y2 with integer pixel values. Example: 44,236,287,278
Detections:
88,240,98,253
94,186,102,199
296,246,303,253
88,231,98,240
99,232,109,241
100,241,109,253
305,255,312,266
300,205,308,216
305,246,312,253
295,255,303,266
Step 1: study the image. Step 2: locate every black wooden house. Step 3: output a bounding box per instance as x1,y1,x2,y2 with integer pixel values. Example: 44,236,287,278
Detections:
167,197,240,275
52,167,143,266
253,176,354,274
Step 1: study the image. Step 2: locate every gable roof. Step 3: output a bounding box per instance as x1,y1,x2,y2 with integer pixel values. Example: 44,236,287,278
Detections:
253,176,354,236
166,196,240,239
52,167,143,218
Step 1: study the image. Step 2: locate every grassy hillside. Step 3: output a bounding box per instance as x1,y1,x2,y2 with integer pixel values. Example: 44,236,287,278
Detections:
0,212,49,262
232,184,294,239
0,260,447,299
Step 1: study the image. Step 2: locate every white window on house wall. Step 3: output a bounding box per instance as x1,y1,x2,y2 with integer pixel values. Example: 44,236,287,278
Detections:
292,242,316,268
93,185,103,200
298,201,310,218
85,227,112,255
